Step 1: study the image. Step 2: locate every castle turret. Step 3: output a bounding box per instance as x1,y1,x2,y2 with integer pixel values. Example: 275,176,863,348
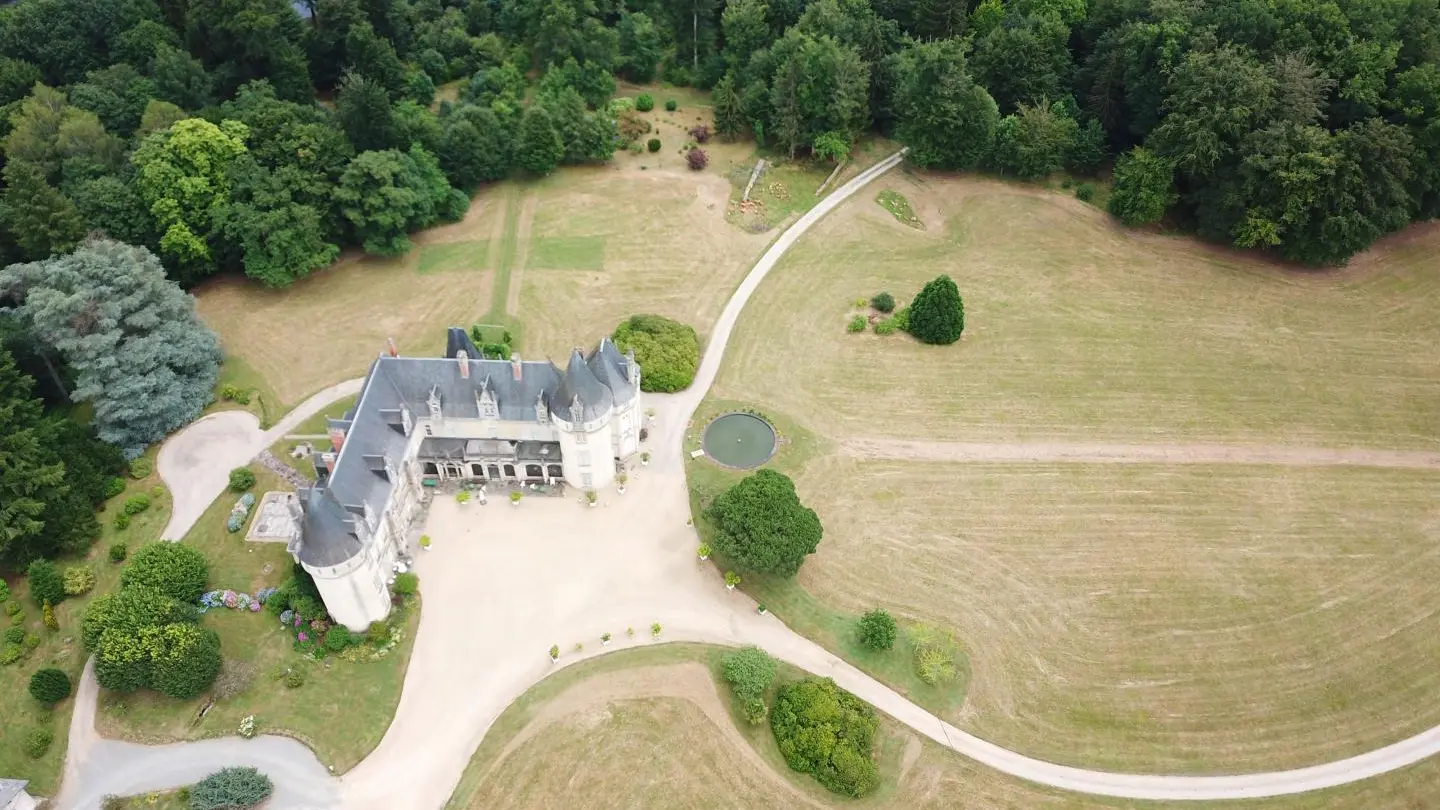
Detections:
550,349,615,489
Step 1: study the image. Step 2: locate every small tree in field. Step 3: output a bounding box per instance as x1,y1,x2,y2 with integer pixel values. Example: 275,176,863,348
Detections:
28,560,65,606
906,275,964,345
706,469,823,577
721,646,776,723
686,147,708,170
856,609,896,650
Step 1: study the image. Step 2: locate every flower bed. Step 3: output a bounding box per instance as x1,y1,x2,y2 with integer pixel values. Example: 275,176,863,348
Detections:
226,493,257,533
196,587,278,614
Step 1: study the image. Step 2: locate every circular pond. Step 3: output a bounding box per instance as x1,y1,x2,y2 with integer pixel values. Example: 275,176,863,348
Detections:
703,413,778,469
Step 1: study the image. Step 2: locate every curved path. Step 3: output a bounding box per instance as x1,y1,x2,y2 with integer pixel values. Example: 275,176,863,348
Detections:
59,148,1440,807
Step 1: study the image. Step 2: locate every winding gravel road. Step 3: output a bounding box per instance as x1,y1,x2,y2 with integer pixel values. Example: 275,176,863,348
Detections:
56,148,1440,807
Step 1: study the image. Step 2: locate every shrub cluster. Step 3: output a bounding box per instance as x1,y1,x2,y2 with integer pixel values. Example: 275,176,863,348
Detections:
907,624,959,686
847,315,867,333
109,543,128,563
189,767,274,810
29,667,72,704
721,646,776,724
122,543,209,603
634,94,655,112
228,467,256,493
104,477,127,499
688,124,711,143
685,147,708,170
771,678,879,797
870,292,895,313
113,513,131,530
646,137,661,152
611,314,700,393
63,565,97,596
122,493,150,515
664,98,678,111
856,609,897,650
128,458,153,479
393,572,420,597
22,727,52,759
27,560,66,607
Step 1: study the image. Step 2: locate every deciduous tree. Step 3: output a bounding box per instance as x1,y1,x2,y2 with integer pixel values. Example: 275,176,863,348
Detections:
706,469,822,578
1108,146,1175,226
890,38,998,170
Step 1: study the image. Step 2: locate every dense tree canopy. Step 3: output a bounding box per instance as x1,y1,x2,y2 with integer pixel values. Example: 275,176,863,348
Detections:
706,469,823,578
0,0,1433,270
0,239,222,457
771,677,880,797
610,314,700,393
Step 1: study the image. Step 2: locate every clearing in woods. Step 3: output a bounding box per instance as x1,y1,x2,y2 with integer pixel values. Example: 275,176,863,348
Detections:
701,172,1440,773
447,645,1440,810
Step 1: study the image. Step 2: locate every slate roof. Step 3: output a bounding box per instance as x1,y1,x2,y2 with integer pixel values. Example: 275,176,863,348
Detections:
0,778,29,807
550,348,613,424
294,328,635,570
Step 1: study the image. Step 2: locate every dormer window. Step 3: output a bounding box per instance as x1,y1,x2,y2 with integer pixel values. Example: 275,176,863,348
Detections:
400,404,413,436
478,380,499,419
427,386,442,421
535,392,548,423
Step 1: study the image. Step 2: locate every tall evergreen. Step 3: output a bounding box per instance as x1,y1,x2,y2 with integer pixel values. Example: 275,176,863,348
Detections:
907,275,965,346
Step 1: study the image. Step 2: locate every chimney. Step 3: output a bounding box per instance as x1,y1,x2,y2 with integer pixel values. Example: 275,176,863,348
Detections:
457,350,469,379
386,337,398,357
510,353,522,381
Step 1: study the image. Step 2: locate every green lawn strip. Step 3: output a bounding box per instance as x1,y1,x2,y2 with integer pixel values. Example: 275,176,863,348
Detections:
418,241,490,275
685,398,970,722
876,190,923,229
95,464,418,773
0,455,170,794
444,643,912,810
212,355,284,428
527,236,606,271
485,185,523,322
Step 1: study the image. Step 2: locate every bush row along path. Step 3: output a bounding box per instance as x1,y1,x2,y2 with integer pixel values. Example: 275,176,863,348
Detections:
56,148,1440,808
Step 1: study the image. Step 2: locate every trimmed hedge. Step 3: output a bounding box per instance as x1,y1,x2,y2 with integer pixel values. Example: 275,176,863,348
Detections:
611,314,699,393
122,542,209,603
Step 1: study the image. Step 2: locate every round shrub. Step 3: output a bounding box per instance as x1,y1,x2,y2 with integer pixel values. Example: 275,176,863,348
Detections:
0,579,9,601
22,727,52,759
907,274,964,345
611,314,700,393
392,572,419,597
366,621,389,646
22,633,39,650
0,644,21,665
27,560,65,607
146,623,222,699
646,137,661,152
127,458,152,479
5,601,20,616
1075,182,1096,202
870,292,895,313
82,588,197,651
856,609,897,651
109,543,128,563
284,669,305,689
324,627,353,652
3,627,22,644
121,542,209,603
685,147,708,170
189,766,274,810
664,98,677,111
112,513,131,531
228,467,256,493
634,93,654,112
29,667,72,704
770,678,879,797
122,493,150,515
63,566,96,596
104,477,127,499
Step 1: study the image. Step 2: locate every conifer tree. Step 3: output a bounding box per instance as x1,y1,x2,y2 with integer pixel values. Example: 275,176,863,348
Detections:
906,275,965,345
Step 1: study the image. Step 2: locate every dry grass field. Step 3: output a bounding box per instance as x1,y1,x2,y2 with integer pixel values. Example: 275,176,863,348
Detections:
195,197,506,410
710,172,1440,450
792,456,1440,772
449,645,1440,810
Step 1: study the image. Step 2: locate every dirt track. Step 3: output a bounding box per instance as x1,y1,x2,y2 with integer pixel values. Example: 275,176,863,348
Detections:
842,438,1440,470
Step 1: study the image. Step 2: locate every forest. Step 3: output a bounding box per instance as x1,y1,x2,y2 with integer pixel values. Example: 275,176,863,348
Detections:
1,0,1439,570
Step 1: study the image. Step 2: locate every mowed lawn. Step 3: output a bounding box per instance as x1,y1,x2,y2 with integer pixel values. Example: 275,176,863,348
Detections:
710,173,1440,450
448,645,1440,810
195,195,505,410
790,456,1440,772
514,159,770,360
